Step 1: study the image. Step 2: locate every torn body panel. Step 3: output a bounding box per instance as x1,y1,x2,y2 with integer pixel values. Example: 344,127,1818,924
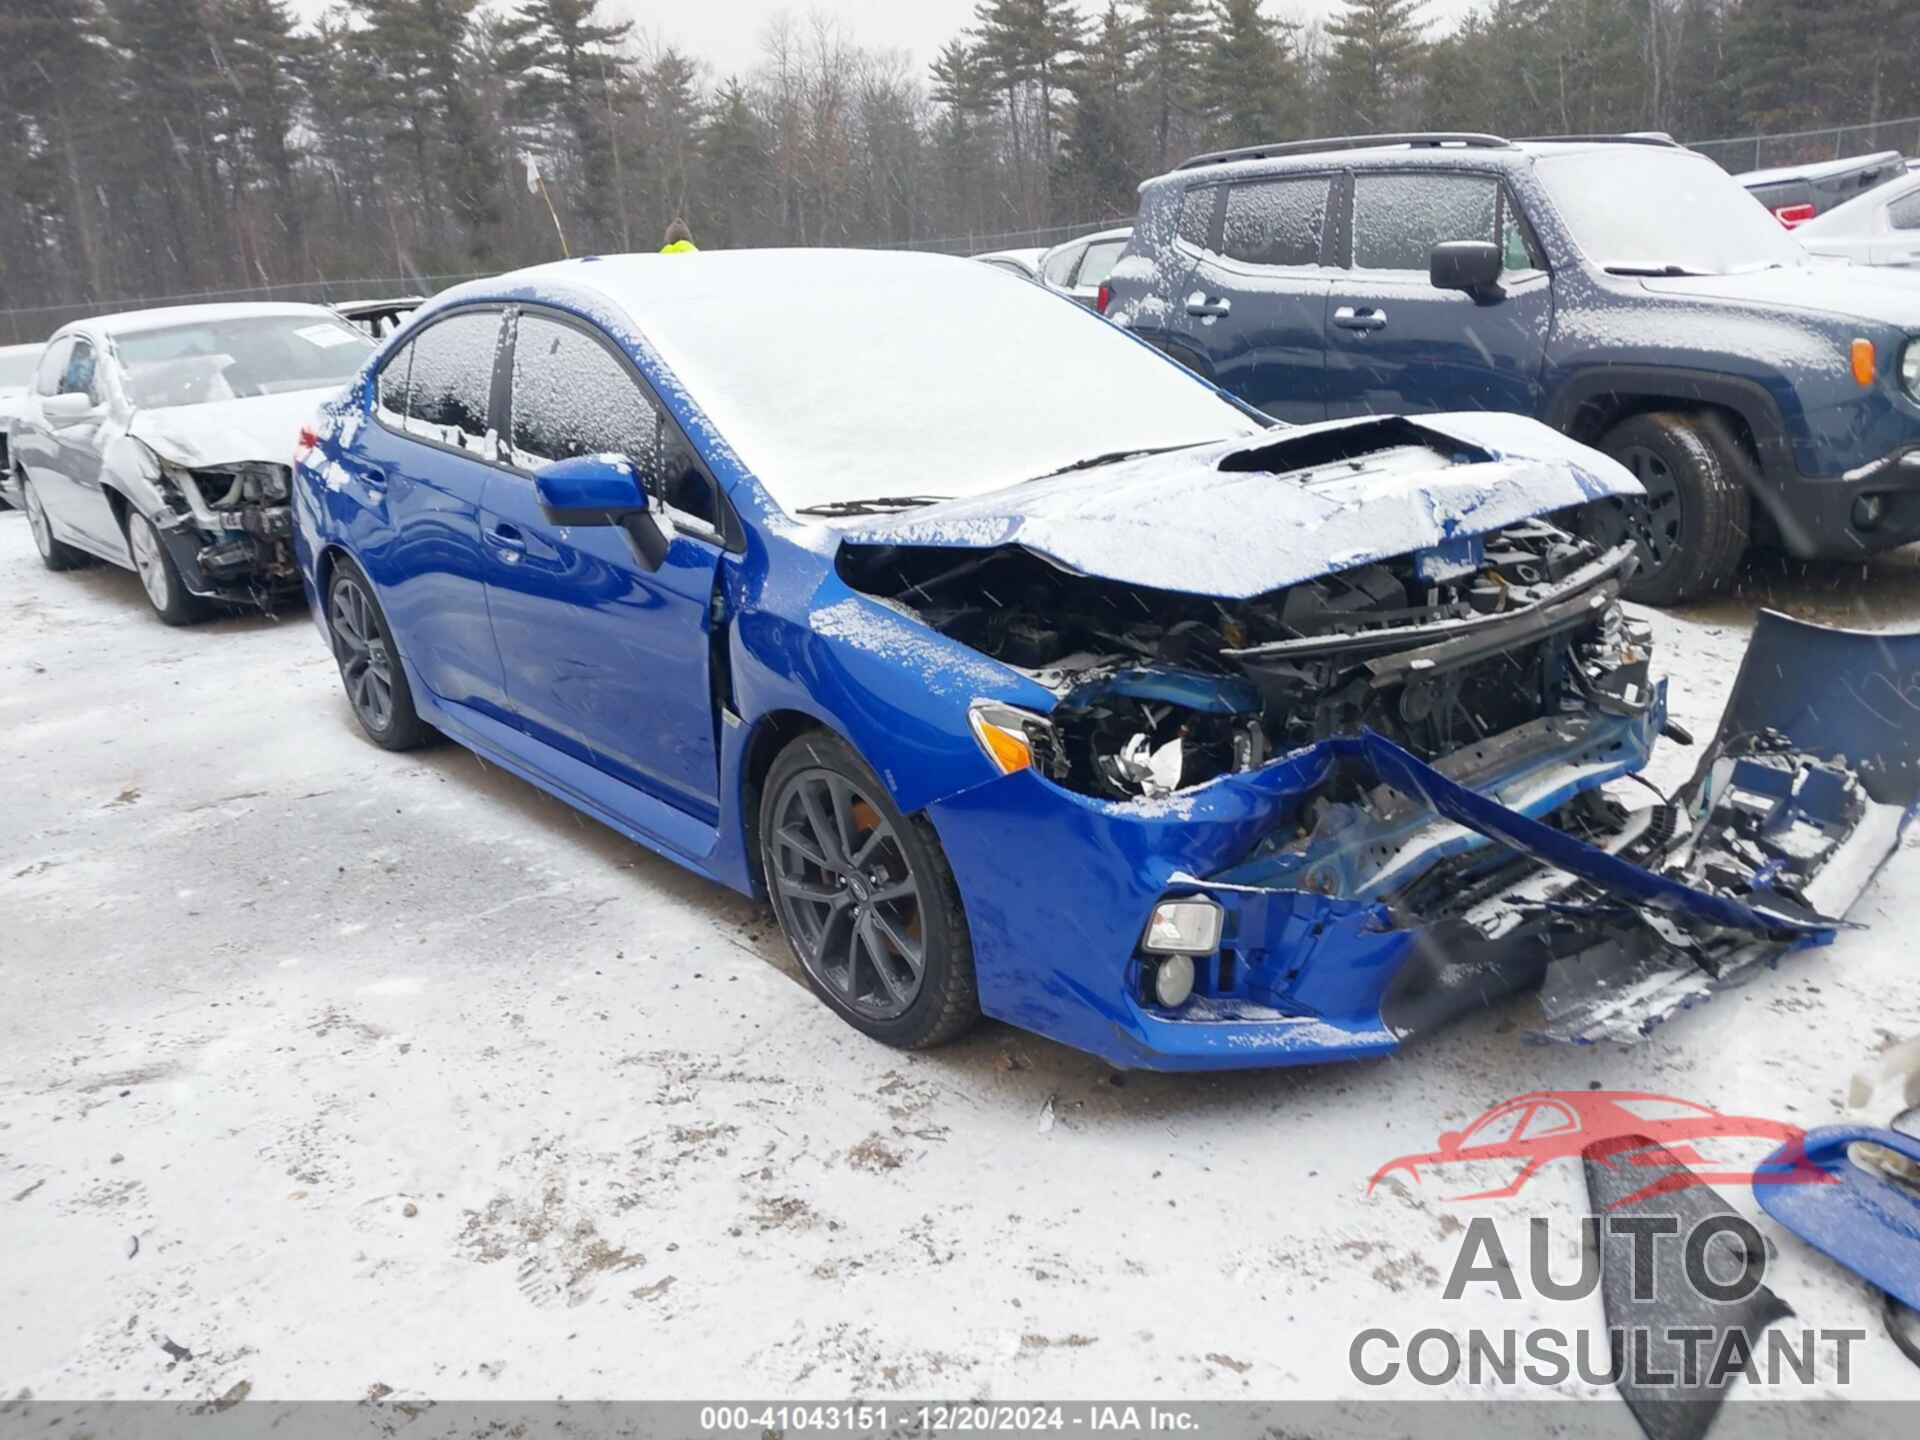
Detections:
923,611,1919,1072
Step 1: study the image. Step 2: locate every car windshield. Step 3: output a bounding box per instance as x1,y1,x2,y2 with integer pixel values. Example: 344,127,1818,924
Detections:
116,314,373,411
0,348,40,389
625,251,1259,516
1534,147,1806,275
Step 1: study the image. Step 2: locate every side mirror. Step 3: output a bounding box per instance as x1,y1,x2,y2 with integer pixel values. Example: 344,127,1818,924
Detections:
1430,241,1505,302
42,390,98,421
532,454,671,571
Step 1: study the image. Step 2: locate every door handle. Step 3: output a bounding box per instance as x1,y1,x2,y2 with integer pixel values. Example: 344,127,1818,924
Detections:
1332,306,1389,332
487,522,526,562
1185,293,1232,317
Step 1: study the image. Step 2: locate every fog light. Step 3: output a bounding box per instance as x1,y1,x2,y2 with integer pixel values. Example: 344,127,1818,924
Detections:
1151,954,1197,1008
1143,898,1224,955
1854,493,1886,531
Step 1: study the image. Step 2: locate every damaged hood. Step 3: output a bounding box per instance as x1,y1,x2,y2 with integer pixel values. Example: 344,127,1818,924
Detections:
841,412,1641,598
127,388,340,469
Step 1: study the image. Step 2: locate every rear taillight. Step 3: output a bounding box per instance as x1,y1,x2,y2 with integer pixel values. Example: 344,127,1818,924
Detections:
1096,282,1112,314
1774,203,1817,229
294,425,319,465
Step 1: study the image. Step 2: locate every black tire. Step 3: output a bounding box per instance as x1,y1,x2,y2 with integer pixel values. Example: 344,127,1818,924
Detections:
20,474,88,572
1586,411,1751,606
326,555,434,751
759,730,980,1049
124,508,207,626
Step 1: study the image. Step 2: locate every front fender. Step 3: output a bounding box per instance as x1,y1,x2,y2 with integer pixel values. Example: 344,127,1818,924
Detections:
731,584,1057,816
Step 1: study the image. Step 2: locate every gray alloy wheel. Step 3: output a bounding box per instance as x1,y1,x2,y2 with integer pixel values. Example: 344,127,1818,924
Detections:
325,560,433,751
128,510,172,610
767,766,928,1022
329,573,396,734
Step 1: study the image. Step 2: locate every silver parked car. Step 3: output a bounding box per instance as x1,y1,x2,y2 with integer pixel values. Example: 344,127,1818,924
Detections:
9,303,373,623
1036,226,1132,311
970,247,1047,280
1795,169,1920,269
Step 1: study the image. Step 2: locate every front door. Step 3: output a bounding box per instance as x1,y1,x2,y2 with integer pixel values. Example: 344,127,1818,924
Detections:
33,336,124,553
352,306,512,716
1324,171,1553,419
480,309,725,824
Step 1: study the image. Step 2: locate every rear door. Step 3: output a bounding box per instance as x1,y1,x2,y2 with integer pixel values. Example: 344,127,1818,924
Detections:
1174,173,1334,423
1323,170,1552,419
479,308,729,824
351,306,512,715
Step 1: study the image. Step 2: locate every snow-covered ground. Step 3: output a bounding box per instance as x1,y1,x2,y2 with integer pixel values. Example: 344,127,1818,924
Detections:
2,510,1918,1416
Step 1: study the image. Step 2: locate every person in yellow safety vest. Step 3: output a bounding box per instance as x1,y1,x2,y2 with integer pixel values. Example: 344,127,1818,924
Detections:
661,217,697,254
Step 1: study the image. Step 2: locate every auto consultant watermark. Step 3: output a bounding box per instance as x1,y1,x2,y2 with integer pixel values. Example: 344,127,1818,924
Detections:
1352,1090,1860,1396
1349,1212,1866,1388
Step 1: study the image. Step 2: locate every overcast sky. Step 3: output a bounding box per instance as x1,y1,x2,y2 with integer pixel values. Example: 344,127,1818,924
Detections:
292,2,1481,84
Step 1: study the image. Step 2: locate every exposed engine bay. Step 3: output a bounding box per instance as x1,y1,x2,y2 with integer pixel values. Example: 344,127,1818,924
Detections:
839,519,1650,802
148,459,298,597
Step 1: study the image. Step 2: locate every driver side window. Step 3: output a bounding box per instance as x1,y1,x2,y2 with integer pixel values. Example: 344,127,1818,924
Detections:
1352,173,1498,271
61,340,101,402
34,338,75,397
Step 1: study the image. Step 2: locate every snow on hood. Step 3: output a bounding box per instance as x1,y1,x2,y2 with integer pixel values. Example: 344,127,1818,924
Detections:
127,388,338,470
840,411,1641,599
1640,263,1920,329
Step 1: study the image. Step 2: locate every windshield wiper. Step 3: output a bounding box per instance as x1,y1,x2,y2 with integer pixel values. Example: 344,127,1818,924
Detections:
793,495,950,517
1023,441,1207,484
1604,263,1711,277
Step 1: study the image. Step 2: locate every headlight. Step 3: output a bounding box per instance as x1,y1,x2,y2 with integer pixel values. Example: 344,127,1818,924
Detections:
1902,339,1920,402
1143,898,1224,955
968,701,1055,776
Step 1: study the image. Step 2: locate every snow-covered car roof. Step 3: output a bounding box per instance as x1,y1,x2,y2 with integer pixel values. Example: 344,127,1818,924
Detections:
443,248,1260,515
57,301,350,340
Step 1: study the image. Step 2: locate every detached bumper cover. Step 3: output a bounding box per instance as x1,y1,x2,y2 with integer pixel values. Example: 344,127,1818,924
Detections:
929,612,1920,1071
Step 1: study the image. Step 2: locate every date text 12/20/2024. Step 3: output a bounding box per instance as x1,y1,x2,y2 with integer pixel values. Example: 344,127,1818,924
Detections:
697,1405,1201,1433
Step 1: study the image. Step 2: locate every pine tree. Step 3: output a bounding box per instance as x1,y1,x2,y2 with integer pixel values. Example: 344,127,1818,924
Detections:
1057,2,1139,216
1202,0,1300,151
498,0,634,248
1325,0,1428,132
701,77,770,247
1134,0,1211,170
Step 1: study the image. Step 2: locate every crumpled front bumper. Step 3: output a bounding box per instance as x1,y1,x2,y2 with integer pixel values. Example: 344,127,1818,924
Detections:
926,612,1920,1072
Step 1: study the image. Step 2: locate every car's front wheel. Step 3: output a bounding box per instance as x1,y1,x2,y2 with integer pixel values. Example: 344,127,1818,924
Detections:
327,556,434,750
1585,411,1750,606
760,731,979,1049
21,475,87,572
125,509,206,625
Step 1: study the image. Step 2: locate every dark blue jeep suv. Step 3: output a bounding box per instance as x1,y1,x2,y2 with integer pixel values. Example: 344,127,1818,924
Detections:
1106,132,1920,603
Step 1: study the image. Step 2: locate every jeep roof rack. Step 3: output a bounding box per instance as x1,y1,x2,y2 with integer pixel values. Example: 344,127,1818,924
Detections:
1175,132,1512,171
1513,132,1683,148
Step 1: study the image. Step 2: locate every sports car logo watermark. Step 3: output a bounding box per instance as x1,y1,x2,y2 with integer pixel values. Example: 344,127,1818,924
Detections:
1366,1089,1833,1206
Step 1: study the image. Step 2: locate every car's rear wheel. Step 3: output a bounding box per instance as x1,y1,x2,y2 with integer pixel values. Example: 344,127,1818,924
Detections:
1585,411,1750,606
125,509,206,626
327,557,434,751
760,731,979,1049
21,475,87,572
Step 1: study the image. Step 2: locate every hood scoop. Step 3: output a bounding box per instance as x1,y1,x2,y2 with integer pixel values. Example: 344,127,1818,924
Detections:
840,412,1641,601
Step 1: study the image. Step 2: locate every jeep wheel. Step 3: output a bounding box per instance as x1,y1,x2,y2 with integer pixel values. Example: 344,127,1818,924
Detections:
1586,412,1750,606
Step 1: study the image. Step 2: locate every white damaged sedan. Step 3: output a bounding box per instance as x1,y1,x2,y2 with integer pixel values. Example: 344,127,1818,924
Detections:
9,302,373,623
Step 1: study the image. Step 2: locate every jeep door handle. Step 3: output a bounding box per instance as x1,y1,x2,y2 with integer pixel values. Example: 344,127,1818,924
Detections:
1333,306,1388,332
1185,293,1232,317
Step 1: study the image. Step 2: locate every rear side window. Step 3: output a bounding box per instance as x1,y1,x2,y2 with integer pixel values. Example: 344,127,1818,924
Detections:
1041,244,1081,287
509,314,660,478
1176,186,1217,249
1353,173,1498,271
1892,191,1920,231
1078,239,1127,288
380,308,502,444
1223,177,1329,267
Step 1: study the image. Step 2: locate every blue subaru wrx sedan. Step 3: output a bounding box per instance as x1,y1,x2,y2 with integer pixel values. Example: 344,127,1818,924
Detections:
293,250,1918,1071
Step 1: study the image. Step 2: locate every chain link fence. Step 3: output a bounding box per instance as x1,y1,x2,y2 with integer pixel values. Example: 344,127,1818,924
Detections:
1691,115,1920,175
